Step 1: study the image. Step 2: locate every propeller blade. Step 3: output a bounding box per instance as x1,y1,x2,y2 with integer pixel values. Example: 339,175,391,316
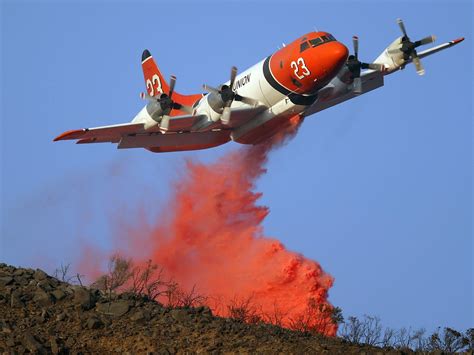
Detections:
168,75,176,98
235,94,259,107
160,115,170,132
412,56,425,75
229,66,238,89
366,63,385,71
173,103,193,114
224,99,233,109
180,105,194,114
352,36,359,60
221,107,231,125
415,35,436,47
397,18,408,38
203,84,220,94
353,77,362,94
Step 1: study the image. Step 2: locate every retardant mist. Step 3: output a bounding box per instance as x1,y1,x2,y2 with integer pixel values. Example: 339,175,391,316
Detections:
87,117,338,336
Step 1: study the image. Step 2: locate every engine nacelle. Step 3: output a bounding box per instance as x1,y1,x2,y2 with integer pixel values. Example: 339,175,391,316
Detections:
373,36,405,72
145,101,164,123
316,67,353,102
192,92,233,130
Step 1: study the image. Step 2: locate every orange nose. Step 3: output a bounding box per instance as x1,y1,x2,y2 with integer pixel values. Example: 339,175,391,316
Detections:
332,42,349,67
318,41,349,78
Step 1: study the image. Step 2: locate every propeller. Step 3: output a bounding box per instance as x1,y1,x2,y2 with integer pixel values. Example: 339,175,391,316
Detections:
388,19,436,75
346,36,384,94
203,66,259,124
140,75,193,131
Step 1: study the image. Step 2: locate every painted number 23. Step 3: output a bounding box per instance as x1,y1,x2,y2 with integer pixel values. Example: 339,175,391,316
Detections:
146,74,163,97
290,57,311,80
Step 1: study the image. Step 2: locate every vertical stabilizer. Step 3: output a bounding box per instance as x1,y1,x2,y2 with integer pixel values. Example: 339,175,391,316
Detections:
141,49,170,97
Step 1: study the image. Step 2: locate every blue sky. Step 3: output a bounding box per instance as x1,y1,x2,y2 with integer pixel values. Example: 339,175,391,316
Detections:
1,1,472,332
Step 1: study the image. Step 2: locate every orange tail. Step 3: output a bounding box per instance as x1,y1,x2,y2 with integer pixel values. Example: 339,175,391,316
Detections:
140,49,202,108
141,49,170,97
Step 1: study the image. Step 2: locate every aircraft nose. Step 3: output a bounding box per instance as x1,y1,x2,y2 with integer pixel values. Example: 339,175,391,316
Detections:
318,41,348,79
332,42,349,67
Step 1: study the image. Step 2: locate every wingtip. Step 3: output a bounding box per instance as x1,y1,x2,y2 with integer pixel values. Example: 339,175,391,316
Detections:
142,49,152,62
53,129,85,141
452,37,465,44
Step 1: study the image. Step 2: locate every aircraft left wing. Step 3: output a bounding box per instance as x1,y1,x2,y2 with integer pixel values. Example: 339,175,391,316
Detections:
304,70,384,117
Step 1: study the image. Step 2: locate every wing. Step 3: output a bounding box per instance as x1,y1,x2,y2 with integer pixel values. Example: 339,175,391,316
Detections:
53,122,145,143
220,106,268,128
118,130,231,152
53,115,206,143
54,119,231,152
304,70,384,117
192,105,267,131
305,36,464,118
53,106,265,152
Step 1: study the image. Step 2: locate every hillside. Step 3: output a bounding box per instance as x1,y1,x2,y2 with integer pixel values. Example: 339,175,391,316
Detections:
0,263,401,353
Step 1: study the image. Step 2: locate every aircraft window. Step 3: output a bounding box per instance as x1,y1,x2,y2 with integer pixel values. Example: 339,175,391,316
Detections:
321,34,336,43
309,38,323,47
300,41,310,52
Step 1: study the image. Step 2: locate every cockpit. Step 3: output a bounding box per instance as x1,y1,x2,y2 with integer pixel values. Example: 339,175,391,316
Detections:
300,34,337,53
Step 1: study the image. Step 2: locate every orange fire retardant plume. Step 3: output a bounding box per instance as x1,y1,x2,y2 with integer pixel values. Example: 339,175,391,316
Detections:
91,116,337,335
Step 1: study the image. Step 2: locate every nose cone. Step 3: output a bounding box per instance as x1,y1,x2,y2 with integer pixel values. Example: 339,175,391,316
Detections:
316,41,349,86
318,41,349,79
332,42,349,67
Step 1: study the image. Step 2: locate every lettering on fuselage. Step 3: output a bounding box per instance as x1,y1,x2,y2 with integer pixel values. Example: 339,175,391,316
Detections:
233,73,251,90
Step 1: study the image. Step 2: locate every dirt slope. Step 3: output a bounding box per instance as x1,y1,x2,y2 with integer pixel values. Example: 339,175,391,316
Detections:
0,263,401,354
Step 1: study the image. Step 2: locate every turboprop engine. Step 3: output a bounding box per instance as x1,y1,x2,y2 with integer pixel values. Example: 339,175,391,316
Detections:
140,75,192,131
201,66,259,125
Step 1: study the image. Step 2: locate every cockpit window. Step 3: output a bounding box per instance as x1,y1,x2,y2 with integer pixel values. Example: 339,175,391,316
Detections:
300,41,310,53
309,38,323,47
309,34,336,48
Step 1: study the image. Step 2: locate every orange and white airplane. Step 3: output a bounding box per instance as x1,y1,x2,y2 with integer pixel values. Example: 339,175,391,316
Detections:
54,19,464,153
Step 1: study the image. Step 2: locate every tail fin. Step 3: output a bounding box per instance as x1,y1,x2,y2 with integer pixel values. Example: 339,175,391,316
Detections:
141,49,170,97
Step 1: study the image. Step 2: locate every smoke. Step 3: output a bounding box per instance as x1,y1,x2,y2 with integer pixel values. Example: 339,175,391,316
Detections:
84,116,337,335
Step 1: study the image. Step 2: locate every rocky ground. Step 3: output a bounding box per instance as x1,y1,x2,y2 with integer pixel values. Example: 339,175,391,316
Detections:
0,263,410,354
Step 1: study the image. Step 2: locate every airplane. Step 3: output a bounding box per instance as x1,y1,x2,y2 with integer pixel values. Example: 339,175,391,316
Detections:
54,19,464,153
